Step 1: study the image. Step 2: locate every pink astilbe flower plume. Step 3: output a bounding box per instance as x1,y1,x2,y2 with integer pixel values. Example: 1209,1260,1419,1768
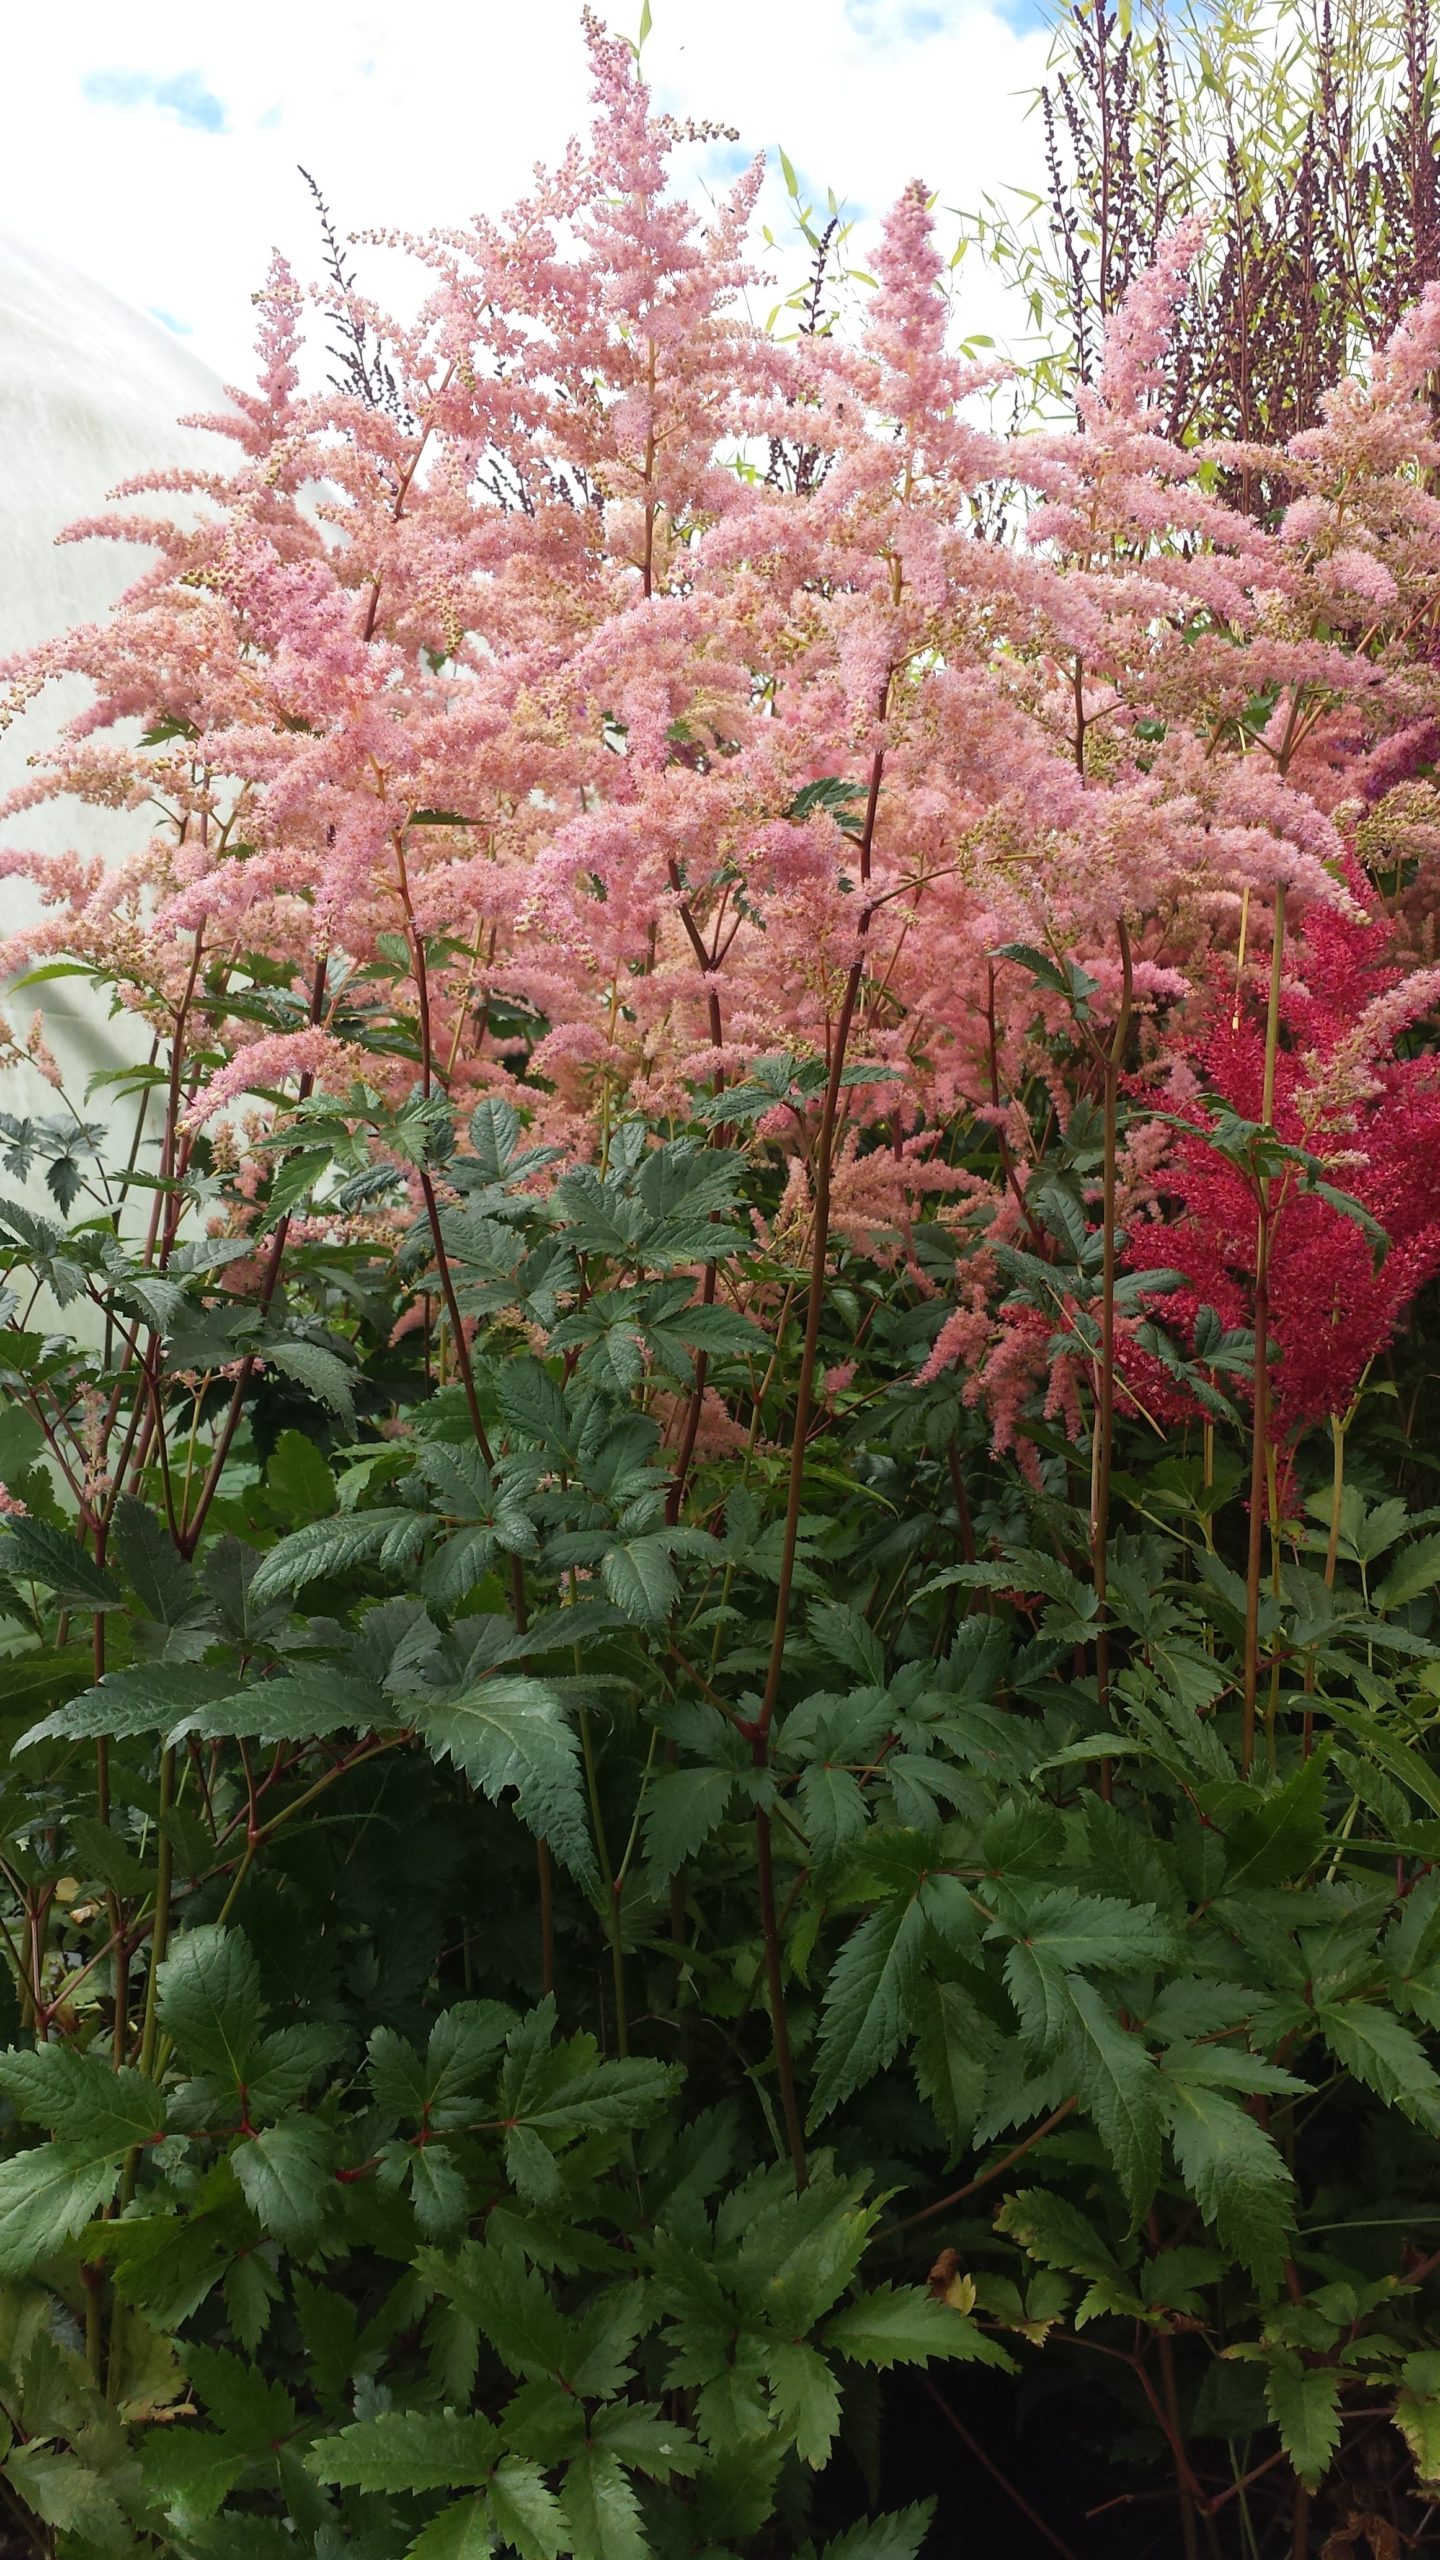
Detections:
5,17,1440,1477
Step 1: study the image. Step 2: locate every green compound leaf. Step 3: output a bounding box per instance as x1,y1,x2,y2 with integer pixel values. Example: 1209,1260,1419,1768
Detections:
404,2497,502,2560
414,1677,597,1890
822,2285,1012,2372
0,2148,121,2274
231,2117,331,2246
1265,2353,1341,2490
558,2445,648,2560
0,2044,166,2151
1166,2078,1295,2292
1395,2350,1440,2490
808,2508,939,2560
0,1518,123,1609
810,1894,930,2125
156,1926,264,2086
310,2409,501,2492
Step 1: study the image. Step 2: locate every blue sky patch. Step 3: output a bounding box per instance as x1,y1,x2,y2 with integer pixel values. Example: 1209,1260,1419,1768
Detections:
81,69,227,134
705,141,755,179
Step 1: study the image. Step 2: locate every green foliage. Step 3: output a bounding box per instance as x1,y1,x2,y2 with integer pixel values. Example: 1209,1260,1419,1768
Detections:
9,1063,1440,2554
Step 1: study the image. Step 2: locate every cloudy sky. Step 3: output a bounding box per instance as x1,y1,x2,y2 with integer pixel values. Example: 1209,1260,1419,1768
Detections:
4,0,1054,385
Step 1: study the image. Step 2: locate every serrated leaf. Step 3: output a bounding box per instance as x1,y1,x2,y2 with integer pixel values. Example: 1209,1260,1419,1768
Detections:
1375,1530,1440,1612
558,2446,647,2560
16,1662,233,1748
0,1648,92,1721
248,1509,421,1604
156,1926,263,2085
186,2340,295,2445
262,1337,356,1429
496,1361,573,1460
265,1429,338,1522
993,1886,1173,1974
405,2496,498,2560
96,2208,229,2327
181,1666,392,1744
112,1494,205,1626
368,2001,513,2130
505,2119,563,2206
641,1765,737,1884
142,2424,252,2520
515,2054,677,2137
822,2285,1011,2372
798,1760,869,1864
1061,1975,1164,2209
993,940,1072,994
242,2021,341,2117
601,1537,678,1625
488,2455,571,2559
6,2445,128,2542
425,2241,567,2381
808,1603,886,1684
1167,2077,1293,2290
0,2147,119,2272
768,2337,841,2466
0,2043,165,2151
995,2187,1125,2285
587,2402,696,2479
1395,2350,1440,2487
1214,1752,1328,1891
67,1811,151,1895
292,2276,359,2413
226,2248,282,2352
310,2409,500,2491
1317,2000,1440,2128
812,2505,937,2560
232,2116,330,2245
810,1895,929,2124
912,1978,992,2157
415,1677,597,1890
0,1519,122,1609
201,1535,286,1644
1265,2353,1340,2489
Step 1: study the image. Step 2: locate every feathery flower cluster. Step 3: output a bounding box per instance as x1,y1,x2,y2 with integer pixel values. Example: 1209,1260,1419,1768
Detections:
6,20,1440,1479
1125,884,1440,1459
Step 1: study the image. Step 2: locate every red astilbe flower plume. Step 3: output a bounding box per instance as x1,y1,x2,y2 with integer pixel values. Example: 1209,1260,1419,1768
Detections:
1125,880,1440,1458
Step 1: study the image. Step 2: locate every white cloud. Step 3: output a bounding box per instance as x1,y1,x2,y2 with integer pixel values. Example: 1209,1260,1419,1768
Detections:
4,0,1052,381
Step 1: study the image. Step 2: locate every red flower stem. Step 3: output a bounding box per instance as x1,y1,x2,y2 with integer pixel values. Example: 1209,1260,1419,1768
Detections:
663,854,724,1526
748,744,885,2193
755,752,883,1752
891,2097,1078,2234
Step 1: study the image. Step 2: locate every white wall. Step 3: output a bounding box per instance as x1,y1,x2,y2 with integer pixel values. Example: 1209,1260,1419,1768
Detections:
0,231,224,1169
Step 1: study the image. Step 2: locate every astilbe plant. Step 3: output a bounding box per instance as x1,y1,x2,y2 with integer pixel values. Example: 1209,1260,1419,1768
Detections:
10,17,1440,2560
1125,883,1440,1458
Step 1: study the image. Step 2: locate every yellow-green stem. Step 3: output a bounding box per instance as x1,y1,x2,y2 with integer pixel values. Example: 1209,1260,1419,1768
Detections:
137,1748,175,2082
